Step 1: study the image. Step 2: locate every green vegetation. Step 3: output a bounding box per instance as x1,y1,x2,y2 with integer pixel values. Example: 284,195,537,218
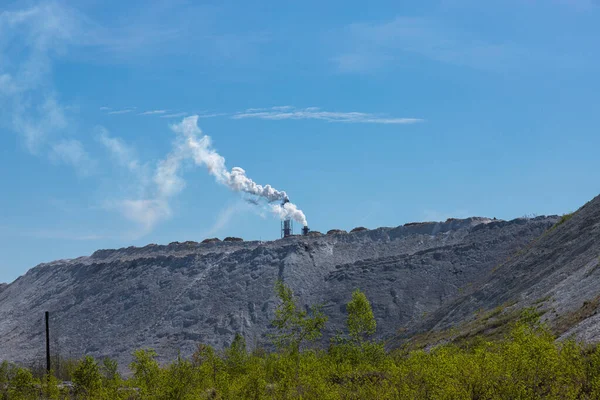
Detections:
547,212,575,233
3,284,600,399
557,212,575,226
554,296,600,335
346,289,376,344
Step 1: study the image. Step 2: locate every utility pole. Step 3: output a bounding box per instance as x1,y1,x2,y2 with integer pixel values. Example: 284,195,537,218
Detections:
45,311,51,374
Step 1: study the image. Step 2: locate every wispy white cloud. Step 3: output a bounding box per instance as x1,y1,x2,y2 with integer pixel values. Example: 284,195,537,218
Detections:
154,146,186,199
12,95,69,153
107,198,171,237
333,13,597,73
0,3,79,153
102,105,418,125
232,106,423,124
244,107,268,113
107,108,135,115
103,108,179,117
271,105,294,111
96,122,194,237
50,3,270,69
96,127,162,236
96,127,142,174
138,109,167,115
197,112,226,118
334,17,526,73
50,139,96,176
159,111,224,119
204,201,250,237
102,124,205,238
160,112,188,119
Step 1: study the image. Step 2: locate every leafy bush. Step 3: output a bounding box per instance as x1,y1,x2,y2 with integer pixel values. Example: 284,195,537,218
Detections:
5,287,600,399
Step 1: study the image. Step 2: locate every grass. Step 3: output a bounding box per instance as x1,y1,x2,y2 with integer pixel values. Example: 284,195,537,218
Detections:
557,212,575,226
406,292,600,351
553,295,600,335
546,212,574,234
404,302,526,350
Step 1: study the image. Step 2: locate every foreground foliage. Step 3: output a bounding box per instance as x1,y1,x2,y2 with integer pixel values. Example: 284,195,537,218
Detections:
2,285,600,399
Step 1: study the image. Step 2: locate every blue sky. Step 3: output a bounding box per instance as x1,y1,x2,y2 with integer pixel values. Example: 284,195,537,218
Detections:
1,0,599,283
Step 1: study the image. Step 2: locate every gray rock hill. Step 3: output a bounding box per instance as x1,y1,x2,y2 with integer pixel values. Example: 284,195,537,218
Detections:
0,215,558,368
392,193,600,348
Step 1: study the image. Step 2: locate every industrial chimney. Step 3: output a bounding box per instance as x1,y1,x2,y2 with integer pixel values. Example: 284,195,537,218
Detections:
302,226,310,236
281,198,293,238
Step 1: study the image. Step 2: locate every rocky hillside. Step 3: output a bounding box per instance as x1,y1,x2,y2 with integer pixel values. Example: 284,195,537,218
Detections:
393,194,600,348
0,215,558,368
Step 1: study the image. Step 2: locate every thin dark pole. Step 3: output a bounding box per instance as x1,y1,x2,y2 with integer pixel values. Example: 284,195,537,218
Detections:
45,311,51,374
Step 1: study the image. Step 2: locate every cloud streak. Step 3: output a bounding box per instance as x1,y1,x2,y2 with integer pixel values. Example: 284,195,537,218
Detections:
50,139,96,176
96,128,142,174
96,128,162,237
139,109,167,115
0,3,79,153
334,17,522,73
103,106,421,125
107,108,135,115
232,106,422,124
160,112,188,119
197,112,226,118
333,14,595,73
111,198,171,235
204,201,250,237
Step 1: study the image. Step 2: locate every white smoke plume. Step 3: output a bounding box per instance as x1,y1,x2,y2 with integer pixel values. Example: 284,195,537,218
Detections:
270,202,307,226
158,115,308,226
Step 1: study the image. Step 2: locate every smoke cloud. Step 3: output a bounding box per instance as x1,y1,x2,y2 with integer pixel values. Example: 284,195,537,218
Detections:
270,202,307,226
160,116,308,226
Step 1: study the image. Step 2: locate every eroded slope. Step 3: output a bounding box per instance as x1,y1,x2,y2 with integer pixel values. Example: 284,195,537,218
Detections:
0,216,556,367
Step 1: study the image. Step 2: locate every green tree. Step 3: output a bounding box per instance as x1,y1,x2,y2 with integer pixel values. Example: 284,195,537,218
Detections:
100,357,123,399
0,361,10,399
129,349,161,398
163,354,197,400
100,357,119,383
225,333,248,374
271,280,328,385
72,356,103,399
192,344,224,391
346,289,376,344
8,367,38,400
40,372,61,400
271,280,328,355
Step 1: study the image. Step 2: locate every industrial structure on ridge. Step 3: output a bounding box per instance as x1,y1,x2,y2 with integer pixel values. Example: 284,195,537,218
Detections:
281,198,310,238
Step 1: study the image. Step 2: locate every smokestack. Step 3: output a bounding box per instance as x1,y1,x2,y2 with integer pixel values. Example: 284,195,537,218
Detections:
281,198,293,238
302,226,309,236
282,219,293,238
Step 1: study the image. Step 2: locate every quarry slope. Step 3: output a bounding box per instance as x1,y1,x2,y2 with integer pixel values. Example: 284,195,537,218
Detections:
397,194,600,347
0,216,557,368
